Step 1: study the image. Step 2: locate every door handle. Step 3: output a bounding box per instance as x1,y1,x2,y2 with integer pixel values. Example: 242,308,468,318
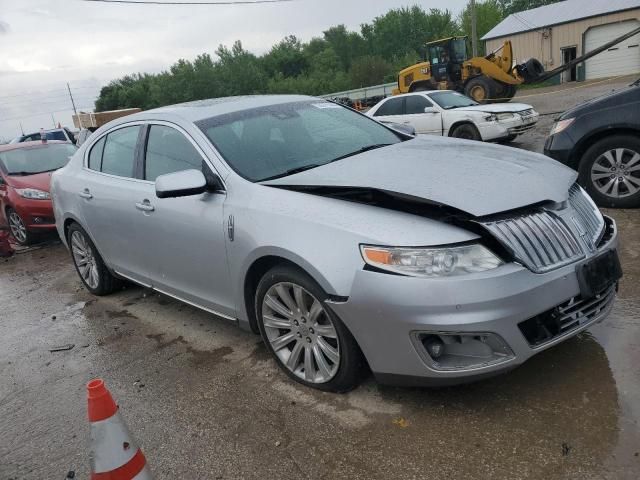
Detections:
79,189,93,199
135,200,155,212
402,121,411,124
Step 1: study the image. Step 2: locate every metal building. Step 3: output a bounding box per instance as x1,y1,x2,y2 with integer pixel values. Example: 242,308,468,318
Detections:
482,0,640,83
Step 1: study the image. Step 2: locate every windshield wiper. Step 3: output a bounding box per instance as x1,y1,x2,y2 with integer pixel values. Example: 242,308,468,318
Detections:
7,171,37,176
260,164,324,181
329,143,394,163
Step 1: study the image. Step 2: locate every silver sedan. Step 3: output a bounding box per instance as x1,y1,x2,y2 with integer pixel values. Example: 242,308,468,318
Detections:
51,95,622,391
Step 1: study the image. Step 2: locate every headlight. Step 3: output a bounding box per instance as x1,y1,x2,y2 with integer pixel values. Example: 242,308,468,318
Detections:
496,112,515,120
484,114,498,122
361,244,503,278
15,188,51,200
549,117,574,135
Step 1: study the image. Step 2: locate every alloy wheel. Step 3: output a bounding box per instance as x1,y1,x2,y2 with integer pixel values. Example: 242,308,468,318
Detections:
262,282,340,383
591,147,640,199
70,231,100,289
8,211,27,244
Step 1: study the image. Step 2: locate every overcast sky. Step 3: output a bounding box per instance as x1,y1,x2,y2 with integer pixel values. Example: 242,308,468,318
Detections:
0,0,468,140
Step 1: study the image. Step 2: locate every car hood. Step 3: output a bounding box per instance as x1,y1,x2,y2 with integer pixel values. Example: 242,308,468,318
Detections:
558,83,639,120
262,136,576,217
453,103,534,114
5,171,53,192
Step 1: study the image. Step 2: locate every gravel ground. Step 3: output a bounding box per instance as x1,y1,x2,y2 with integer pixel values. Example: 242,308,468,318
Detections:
1,76,639,480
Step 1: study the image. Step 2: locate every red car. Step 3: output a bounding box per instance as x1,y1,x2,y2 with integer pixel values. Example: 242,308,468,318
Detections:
0,140,77,245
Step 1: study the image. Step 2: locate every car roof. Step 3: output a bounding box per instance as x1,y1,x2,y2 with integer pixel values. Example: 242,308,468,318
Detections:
0,140,70,153
115,94,317,124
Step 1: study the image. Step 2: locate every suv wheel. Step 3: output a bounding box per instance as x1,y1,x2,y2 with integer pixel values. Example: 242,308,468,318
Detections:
580,135,640,208
255,265,365,392
68,223,120,295
7,208,32,245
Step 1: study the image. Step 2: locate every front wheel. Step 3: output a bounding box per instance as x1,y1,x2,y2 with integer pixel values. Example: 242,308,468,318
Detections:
7,208,32,245
579,135,640,208
255,265,365,392
451,123,481,141
68,223,120,295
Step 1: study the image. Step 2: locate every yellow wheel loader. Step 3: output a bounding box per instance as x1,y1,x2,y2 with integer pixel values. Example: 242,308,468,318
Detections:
394,26,640,103
393,36,539,102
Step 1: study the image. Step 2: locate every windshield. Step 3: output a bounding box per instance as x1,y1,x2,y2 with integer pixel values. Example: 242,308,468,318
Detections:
197,101,402,182
429,91,478,109
0,143,77,175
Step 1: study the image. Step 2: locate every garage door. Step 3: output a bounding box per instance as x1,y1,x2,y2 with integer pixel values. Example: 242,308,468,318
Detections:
584,20,640,80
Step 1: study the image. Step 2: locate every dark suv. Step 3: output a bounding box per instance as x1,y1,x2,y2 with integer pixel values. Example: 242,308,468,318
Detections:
544,79,640,208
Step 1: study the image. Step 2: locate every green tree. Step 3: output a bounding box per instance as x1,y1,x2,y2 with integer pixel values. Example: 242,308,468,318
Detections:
349,55,391,88
459,0,504,55
262,35,308,78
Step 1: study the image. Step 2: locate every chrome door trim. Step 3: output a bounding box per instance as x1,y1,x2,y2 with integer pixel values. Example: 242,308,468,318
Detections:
113,270,237,322
153,286,237,321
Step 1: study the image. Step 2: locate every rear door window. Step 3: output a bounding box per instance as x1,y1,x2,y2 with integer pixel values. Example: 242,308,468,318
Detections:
88,136,105,171
101,126,141,178
144,125,204,182
373,97,404,117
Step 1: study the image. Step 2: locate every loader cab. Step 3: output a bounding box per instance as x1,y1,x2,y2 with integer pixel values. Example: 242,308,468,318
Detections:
427,37,467,84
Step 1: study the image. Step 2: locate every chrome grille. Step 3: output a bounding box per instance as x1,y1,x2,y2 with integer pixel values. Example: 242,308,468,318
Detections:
480,210,583,273
568,184,605,247
517,109,534,117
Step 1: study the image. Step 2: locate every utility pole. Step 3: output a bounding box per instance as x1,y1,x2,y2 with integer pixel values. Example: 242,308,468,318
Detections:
67,82,78,119
471,0,478,57
19,122,24,135
51,114,56,128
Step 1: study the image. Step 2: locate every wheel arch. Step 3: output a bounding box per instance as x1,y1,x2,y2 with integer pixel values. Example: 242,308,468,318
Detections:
571,127,640,169
240,251,339,334
448,120,480,138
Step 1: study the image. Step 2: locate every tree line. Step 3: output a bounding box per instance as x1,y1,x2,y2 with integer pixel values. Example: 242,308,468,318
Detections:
95,0,561,112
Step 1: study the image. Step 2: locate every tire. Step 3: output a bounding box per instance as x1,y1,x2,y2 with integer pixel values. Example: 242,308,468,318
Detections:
578,135,640,208
464,75,497,103
451,123,481,141
67,223,120,295
255,265,365,392
6,208,33,246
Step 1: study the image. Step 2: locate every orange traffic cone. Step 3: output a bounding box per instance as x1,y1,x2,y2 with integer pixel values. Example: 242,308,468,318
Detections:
87,379,152,479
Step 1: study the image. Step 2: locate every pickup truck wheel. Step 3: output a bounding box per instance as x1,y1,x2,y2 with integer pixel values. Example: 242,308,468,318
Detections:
68,223,120,295
451,124,481,141
579,135,640,208
256,265,365,392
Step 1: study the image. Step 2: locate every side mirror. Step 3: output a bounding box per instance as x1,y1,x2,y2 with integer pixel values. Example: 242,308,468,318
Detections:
424,107,438,114
382,121,416,137
156,169,207,199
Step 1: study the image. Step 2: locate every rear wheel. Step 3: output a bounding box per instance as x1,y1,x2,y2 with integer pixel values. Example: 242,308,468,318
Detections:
67,223,120,295
451,123,481,141
579,135,640,208
6,208,32,246
255,265,365,392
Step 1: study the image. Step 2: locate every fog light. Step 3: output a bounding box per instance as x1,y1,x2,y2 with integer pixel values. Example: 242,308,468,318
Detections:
419,333,514,371
423,336,444,359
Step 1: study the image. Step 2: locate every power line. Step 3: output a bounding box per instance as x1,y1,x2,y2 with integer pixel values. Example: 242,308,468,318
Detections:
80,0,295,4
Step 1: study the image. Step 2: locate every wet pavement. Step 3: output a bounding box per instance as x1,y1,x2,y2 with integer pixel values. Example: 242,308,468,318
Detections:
1,78,640,479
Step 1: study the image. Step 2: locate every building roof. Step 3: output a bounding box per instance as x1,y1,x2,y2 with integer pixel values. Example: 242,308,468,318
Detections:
482,0,640,40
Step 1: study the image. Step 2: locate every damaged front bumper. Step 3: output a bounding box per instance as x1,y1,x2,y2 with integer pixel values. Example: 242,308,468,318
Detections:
328,217,619,387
